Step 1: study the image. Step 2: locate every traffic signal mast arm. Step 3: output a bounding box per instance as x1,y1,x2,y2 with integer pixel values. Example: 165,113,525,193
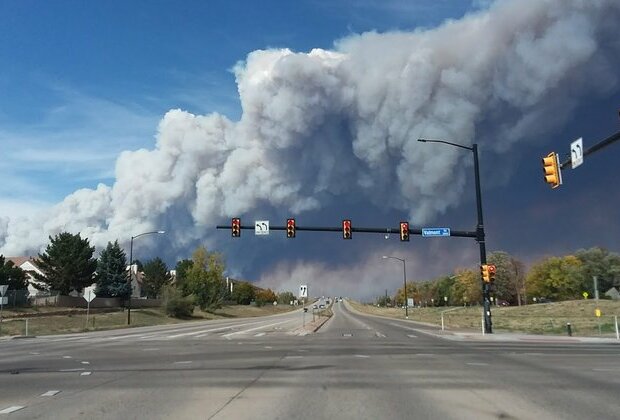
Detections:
216,223,478,238
559,129,620,170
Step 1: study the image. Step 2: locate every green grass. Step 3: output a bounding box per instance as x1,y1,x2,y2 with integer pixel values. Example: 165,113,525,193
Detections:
0,304,299,337
349,300,620,337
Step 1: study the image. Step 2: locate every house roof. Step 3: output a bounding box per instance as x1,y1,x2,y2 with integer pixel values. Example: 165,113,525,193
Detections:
6,256,38,268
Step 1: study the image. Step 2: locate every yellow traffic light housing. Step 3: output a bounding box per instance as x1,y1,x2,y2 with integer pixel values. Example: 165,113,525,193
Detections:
287,218,296,238
481,264,490,283
488,264,496,282
542,152,562,189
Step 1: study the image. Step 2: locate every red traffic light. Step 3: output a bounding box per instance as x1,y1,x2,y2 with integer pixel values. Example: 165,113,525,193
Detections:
342,219,352,240
287,218,296,238
400,222,409,242
231,218,241,237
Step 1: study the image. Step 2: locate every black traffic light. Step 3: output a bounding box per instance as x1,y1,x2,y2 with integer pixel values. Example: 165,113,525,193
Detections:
400,221,409,242
342,219,352,239
231,218,241,237
287,218,296,238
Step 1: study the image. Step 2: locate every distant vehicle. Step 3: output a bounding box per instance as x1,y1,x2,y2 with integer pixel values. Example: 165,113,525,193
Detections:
313,304,318,309
319,304,325,309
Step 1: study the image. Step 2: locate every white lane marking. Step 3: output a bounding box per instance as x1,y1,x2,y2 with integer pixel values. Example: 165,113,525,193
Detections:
592,368,620,372
62,356,72,359
467,362,489,366
194,334,208,338
142,348,160,351
60,368,85,372
354,355,370,358
285,356,303,359
264,346,272,349
41,390,60,397
254,332,266,337
80,371,92,376
81,361,90,365
375,332,386,338
297,349,308,352
29,352,40,355
0,406,25,414
166,321,266,339
173,361,192,365
222,320,291,339
416,353,434,357
407,334,417,338
342,333,353,337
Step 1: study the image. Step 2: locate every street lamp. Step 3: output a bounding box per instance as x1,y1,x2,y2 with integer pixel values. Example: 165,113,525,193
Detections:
127,230,166,325
382,255,408,319
417,138,492,333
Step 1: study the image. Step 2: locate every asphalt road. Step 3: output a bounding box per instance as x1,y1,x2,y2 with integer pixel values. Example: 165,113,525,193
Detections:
1,302,619,419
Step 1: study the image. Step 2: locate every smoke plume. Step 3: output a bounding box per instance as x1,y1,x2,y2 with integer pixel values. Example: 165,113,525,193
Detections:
1,0,619,298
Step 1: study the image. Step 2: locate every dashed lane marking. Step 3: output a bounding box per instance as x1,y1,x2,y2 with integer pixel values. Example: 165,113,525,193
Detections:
81,361,90,365
466,362,489,366
285,356,303,359
59,368,84,372
254,332,266,337
142,348,160,351
354,355,370,358
173,361,193,365
41,390,60,397
375,332,386,338
80,372,92,376
264,346,273,349
407,334,417,338
62,356,72,359
0,406,25,414
222,320,291,339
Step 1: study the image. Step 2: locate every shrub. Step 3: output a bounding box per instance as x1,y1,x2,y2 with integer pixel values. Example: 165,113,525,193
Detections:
162,286,195,318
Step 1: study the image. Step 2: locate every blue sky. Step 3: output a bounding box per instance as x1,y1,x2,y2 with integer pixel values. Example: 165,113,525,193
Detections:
1,0,619,298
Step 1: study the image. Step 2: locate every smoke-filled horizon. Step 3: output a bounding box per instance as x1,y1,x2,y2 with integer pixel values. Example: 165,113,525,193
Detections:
1,0,619,299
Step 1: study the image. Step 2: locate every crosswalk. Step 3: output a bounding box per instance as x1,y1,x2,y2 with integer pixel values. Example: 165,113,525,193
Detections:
35,317,305,344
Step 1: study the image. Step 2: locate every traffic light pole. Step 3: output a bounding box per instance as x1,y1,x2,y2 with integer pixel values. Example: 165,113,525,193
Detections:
473,144,492,334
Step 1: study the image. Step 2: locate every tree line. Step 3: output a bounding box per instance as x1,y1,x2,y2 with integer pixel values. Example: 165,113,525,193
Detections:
379,247,620,307
0,232,296,316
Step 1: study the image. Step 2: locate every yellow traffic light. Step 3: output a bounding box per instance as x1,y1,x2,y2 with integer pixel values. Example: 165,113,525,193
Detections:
481,264,490,283
542,152,562,189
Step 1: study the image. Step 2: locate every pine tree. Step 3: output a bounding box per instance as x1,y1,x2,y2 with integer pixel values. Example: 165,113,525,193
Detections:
0,255,29,291
142,257,172,298
34,232,97,294
95,241,131,298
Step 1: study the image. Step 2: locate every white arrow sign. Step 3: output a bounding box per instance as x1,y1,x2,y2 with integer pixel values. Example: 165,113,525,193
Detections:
571,137,583,169
0,285,7,297
255,220,270,235
299,285,308,298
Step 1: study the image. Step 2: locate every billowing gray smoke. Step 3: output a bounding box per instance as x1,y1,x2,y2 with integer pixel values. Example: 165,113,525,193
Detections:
1,0,619,297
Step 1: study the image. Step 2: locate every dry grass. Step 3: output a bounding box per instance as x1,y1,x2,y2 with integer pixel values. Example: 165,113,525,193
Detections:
349,300,620,337
0,304,299,337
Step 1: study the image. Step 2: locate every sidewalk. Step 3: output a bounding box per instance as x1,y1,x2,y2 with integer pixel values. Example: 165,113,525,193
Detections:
413,327,620,344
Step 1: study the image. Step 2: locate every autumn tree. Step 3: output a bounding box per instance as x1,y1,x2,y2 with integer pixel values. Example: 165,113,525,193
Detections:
255,288,277,306
526,255,584,301
232,281,256,305
452,269,481,305
184,246,227,310
488,251,526,305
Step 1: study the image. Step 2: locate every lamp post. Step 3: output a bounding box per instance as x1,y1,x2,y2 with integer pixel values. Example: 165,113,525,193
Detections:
417,138,492,333
382,256,408,319
127,230,165,325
